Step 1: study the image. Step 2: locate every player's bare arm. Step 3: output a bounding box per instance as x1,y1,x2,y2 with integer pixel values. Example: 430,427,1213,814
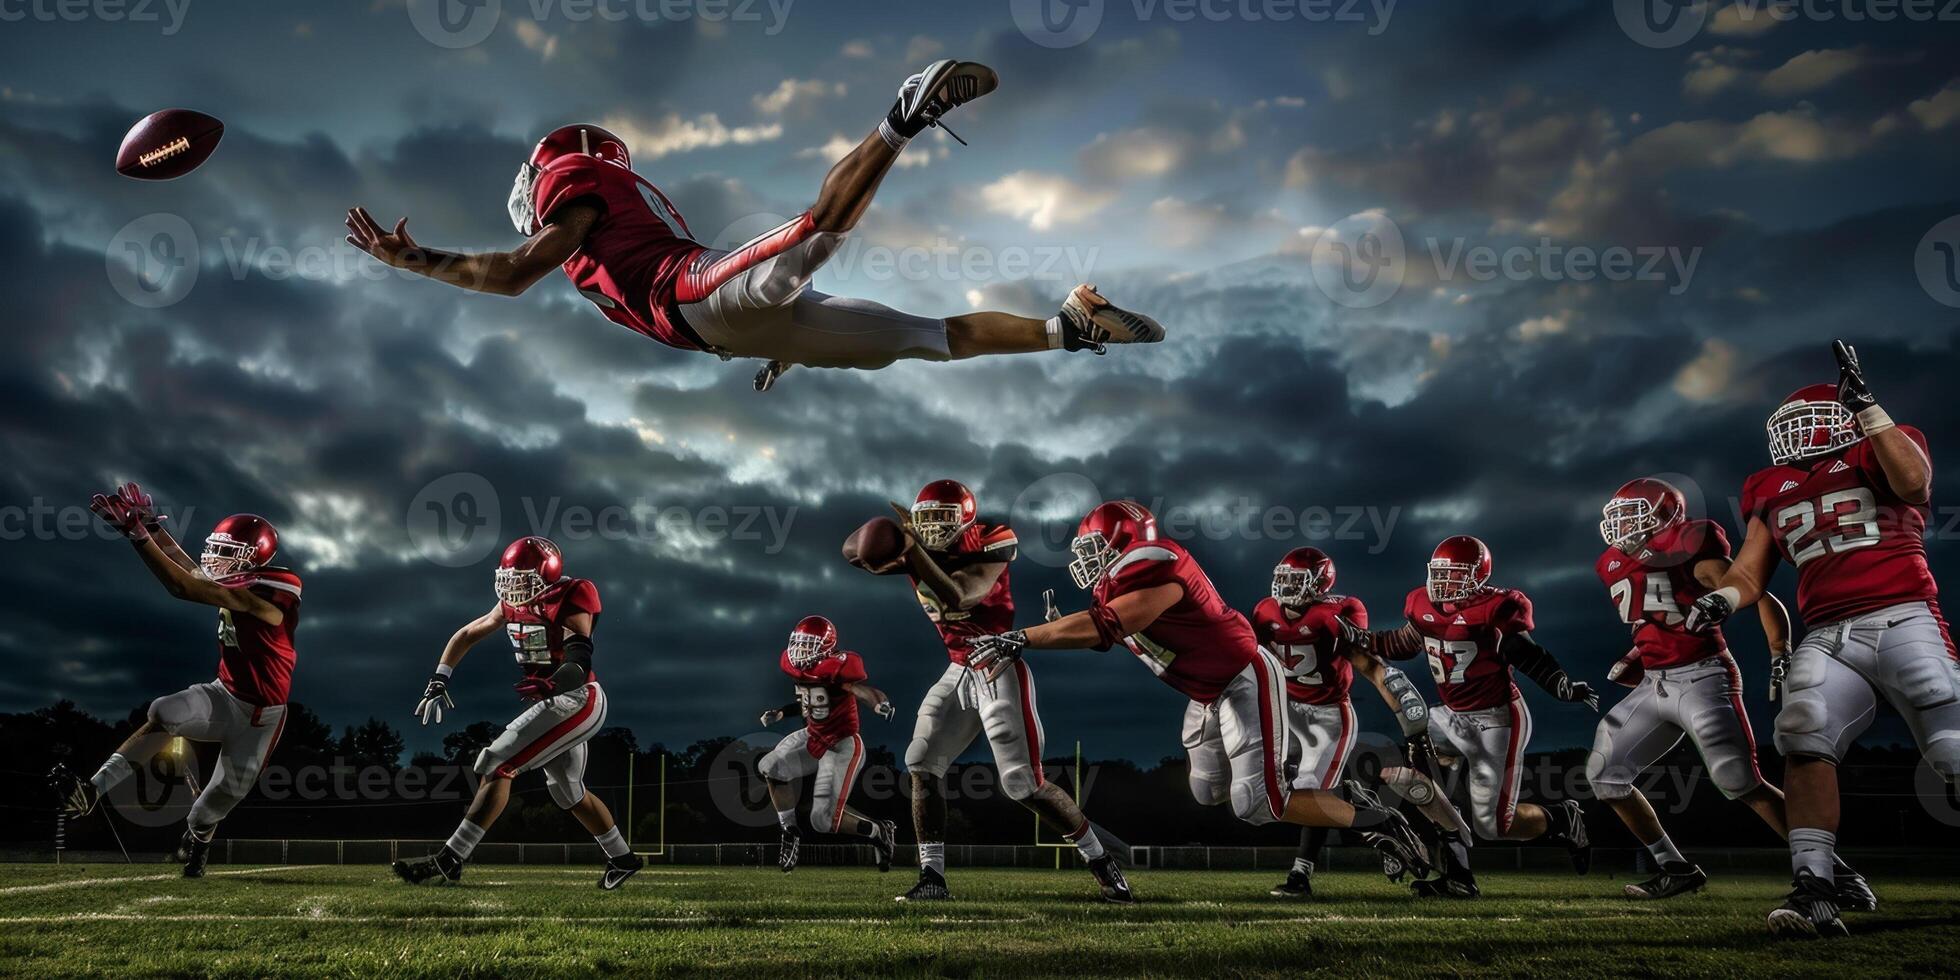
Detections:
847,681,897,720
345,204,596,296
1689,518,1779,631
974,583,1185,668
1694,556,1792,655
1836,339,1929,504
93,492,285,625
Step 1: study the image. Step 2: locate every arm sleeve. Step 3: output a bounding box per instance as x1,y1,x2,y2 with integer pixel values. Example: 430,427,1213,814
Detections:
1088,599,1126,652
1502,631,1569,694
1371,624,1423,661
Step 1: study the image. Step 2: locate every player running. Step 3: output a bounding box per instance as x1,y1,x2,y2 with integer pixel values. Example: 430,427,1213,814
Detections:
853,480,1130,904
967,502,1432,882
1686,341,1948,938
393,537,641,890
58,484,299,878
1254,547,1432,898
345,60,1164,392
756,616,899,875
1589,477,1873,904
1342,535,1598,897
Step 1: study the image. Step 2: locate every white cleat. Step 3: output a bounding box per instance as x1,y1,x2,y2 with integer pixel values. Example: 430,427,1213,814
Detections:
889,60,999,143
1060,284,1166,354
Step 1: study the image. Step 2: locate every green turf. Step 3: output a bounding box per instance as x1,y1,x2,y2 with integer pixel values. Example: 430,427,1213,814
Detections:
1,862,1956,977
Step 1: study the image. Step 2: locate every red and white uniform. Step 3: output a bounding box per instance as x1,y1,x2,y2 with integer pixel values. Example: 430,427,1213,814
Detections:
904,523,1048,800
151,568,302,835
1587,522,1766,801
533,155,705,351
474,578,609,808
759,651,871,833
1394,587,1535,839
1747,427,1960,774
1252,595,1364,790
1091,539,1287,824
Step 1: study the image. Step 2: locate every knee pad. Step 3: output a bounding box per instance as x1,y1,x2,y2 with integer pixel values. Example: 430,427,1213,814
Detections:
1586,776,1635,801
472,749,505,779
1472,804,1504,841
148,693,193,732
1230,778,1281,826
903,738,949,778
546,777,586,810
1188,771,1229,807
1772,690,1841,761
998,765,1041,802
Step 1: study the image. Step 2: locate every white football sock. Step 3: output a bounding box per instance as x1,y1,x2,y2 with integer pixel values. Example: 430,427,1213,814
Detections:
593,825,631,859
877,119,909,152
918,841,945,875
91,754,133,795
1789,828,1836,883
445,820,487,860
1067,823,1105,861
1646,834,1686,867
776,809,798,832
1292,857,1313,875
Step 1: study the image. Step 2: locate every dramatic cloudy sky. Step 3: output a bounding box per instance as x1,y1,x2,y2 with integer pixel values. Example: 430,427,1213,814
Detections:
4,0,1959,761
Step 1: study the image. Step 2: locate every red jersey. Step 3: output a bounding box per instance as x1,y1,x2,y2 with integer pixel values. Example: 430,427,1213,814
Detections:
781,650,867,758
533,155,706,352
910,521,1018,667
214,568,301,706
1597,519,1732,670
1092,538,1260,702
502,578,602,678
1401,587,1534,712
1742,426,1940,627
1252,595,1368,704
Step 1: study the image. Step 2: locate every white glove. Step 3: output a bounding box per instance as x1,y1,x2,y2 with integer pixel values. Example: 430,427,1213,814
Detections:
875,700,896,721
760,708,785,726
967,630,1028,673
414,673,454,727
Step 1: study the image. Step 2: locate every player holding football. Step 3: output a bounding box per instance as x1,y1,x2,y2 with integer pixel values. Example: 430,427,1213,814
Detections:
393,537,642,890
1686,341,1950,938
60,484,299,878
1589,477,1874,904
756,616,899,875
856,480,1130,903
966,502,1432,881
345,60,1163,392
1341,535,1598,895
1254,547,1433,898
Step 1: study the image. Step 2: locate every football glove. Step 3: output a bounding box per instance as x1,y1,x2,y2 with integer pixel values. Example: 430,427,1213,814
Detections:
1042,588,1061,623
875,700,897,721
116,482,165,533
1685,590,1733,633
89,492,149,542
1334,615,1371,655
1404,731,1436,768
760,708,785,726
1833,339,1876,413
414,673,454,726
1556,677,1601,712
967,630,1028,672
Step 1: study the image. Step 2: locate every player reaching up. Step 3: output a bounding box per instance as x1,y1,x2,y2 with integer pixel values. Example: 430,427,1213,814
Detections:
755,616,898,875
1253,547,1432,899
966,502,1433,882
1685,341,1949,938
852,480,1130,904
1340,535,1598,897
345,60,1163,392
58,484,298,879
1589,478,1873,904
392,537,641,891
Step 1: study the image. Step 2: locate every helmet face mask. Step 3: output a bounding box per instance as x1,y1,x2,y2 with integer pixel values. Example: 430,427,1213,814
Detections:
1270,564,1320,607
494,566,548,606
909,502,967,551
1598,496,1662,553
508,161,540,235
786,616,837,669
200,532,259,579
1068,531,1115,590
1425,535,1491,604
495,536,563,607
1766,391,1860,465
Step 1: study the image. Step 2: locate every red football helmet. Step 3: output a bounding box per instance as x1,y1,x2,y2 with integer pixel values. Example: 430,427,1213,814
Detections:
496,536,564,606
1766,382,1860,465
910,479,977,551
786,615,839,669
508,123,631,235
1426,535,1492,604
1069,500,1158,589
1271,546,1335,607
1599,477,1687,553
200,514,278,580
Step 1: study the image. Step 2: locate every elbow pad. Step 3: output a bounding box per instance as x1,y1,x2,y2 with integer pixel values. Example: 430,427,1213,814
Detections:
1383,667,1429,736
1088,602,1126,652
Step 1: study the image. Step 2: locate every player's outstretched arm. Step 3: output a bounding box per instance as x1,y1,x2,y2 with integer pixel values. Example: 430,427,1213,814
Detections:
848,682,896,720
91,491,285,624
1351,652,1428,737
759,701,802,726
112,483,197,572
1502,633,1598,711
968,583,1185,671
344,204,596,296
1836,339,1930,505
1688,518,1777,631
1694,556,1791,657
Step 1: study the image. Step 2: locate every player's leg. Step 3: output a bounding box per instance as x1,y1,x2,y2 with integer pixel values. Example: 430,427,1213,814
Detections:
176,700,285,878
64,683,221,817
812,736,896,873
1273,701,1355,897
1181,699,1230,807
1586,674,1699,896
810,60,998,234
900,664,982,900
759,729,820,874
1481,699,1586,866
1767,625,1879,937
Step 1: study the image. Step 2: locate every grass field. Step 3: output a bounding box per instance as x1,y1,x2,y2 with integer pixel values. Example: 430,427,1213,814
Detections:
2,862,1957,977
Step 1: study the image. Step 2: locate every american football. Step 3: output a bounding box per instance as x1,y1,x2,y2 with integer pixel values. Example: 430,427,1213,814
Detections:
9,2,1960,977
114,108,224,180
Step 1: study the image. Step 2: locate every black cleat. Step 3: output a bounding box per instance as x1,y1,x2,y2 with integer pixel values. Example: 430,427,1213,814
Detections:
599,852,643,891
392,848,464,886
1410,871,1481,899
871,820,897,873
1558,800,1592,875
753,360,791,392
1767,869,1848,938
175,831,211,879
50,766,100,818
778,826,801,874
1833,859,1876,913
1625,862,1707,900
1361,807,1432,883
1270,869,1313,898
1088,854,1136,905
896,867,951,902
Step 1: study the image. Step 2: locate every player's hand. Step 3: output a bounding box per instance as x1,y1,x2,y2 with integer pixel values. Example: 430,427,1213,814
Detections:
886,501,921,554
875,700,896,721
1833,339,1876,413
760,708,785,726
89,492,149,542
345,207,423,268
1768,649,1791,702
1558,678,1600,712
1404,731,1436,768
414,674,454,726
1042,588,1061,623
513,676,554,702
1685,591,1733,633
115,482,164,532
968,630,1028,672
1334,615,1370,655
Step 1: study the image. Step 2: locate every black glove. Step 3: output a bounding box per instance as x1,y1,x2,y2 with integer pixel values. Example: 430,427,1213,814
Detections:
968,630,1029,672
1834,339,1876,413
1404,731,1436,768
1334,615,1371,655
1556,677,1601,712
1685,590,1733,633
414,673,454,726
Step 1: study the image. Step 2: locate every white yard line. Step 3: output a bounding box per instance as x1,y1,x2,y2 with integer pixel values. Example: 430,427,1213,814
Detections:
0,865,324,896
